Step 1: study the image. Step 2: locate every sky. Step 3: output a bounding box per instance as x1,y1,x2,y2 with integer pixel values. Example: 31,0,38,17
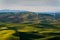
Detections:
0,0,60,12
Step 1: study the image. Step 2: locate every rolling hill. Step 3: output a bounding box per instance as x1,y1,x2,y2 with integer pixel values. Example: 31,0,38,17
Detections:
0,10,60,40
0,10,55,24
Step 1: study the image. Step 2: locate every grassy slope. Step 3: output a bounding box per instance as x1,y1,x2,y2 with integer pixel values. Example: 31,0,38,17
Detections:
0,22,60,40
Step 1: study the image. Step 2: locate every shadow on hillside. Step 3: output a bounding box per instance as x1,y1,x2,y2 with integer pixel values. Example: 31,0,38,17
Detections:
48,37,60,40
13,32,45,40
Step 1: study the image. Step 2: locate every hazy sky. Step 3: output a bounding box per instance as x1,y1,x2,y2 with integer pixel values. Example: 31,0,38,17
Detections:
0,0,60,12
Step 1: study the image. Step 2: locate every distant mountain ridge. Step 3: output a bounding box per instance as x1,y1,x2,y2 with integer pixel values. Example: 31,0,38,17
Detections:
0,9,29,12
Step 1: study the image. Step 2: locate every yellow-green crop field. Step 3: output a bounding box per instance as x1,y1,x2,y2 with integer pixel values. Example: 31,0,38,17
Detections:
0,23,60,40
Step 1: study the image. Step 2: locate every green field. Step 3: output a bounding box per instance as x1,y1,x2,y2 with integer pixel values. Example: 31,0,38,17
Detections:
0,22,60,40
